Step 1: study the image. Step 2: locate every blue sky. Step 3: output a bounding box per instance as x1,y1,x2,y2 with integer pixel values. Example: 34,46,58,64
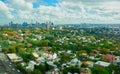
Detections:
33,0,59,8
0,0,120,25
1,0,6,2
1,0,59,8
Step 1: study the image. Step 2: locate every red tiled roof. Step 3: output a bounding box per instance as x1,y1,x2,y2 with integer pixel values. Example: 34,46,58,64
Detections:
102,54,115,62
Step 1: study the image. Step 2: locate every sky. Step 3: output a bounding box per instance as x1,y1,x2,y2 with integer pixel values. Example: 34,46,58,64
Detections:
0,0,120,25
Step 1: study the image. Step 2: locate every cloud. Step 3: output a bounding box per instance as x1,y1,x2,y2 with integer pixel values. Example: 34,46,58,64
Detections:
0,0,120,25
7,0,33,10
25,0,38,3
0,1,14,19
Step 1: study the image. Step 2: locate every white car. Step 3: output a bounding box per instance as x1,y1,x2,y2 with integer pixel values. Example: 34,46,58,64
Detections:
10,62,12,64
4,72,7,74
12,68,15,71
9,65,11,67
17,70,20,72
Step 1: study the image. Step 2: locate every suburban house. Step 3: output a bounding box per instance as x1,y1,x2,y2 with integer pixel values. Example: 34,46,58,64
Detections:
26,61,36,71
95,61,110,67
32,52,39,61
69,58,81,67
42,51,57,60
102,54,115,62
113,56,120,66
6,53,23,62
80,68,91,74
85,61,94,67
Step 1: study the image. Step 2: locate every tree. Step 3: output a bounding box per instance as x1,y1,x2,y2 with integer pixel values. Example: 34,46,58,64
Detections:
17,43,24,48
16,63,27,74
100,48,109,54
62,68,68,74
54,61,61,67
107,64,120,74
62,66,80,74
34,64,46,74
91,67,109,74
20,53,34,62
114,52,120,56
81,63,88,68
18,48,25,54
32,69,42,74
26,48,34,53
41,40,49,46
2,47,9,53
1,40,9,48
67,66,80,74
77,50,87,56
59,53,72,63
9,46,16,53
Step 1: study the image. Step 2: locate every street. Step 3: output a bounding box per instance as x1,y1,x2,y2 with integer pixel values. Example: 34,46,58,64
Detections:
0,52,23,74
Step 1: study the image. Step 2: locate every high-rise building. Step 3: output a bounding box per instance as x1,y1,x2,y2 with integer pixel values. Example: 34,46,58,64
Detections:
46,22,50,30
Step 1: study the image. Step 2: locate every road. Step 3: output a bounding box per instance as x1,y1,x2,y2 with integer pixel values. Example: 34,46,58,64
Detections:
0,60,6,74
0,52,23,74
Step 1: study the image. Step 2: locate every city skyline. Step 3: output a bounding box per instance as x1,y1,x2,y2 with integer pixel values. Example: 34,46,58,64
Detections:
0,0,120,25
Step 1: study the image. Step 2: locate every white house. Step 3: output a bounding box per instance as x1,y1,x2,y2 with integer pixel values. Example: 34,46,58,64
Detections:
114,56,120,66
42,52,57,60
26,61,36,71
70,58,79,66
32,52,39,58
95,61,110,67
85,61,94,67
37,57,46,63
47,61,57,67
67,58,82,67
7,53,23,62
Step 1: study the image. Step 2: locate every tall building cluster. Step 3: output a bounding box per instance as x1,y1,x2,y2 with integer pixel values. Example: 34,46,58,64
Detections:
8,21,54,28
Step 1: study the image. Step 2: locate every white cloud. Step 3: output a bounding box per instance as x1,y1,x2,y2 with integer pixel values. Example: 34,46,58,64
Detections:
7,0,33,10
0,0,120,24
0,1,9,12
24,0,38,3
0,1,14,19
